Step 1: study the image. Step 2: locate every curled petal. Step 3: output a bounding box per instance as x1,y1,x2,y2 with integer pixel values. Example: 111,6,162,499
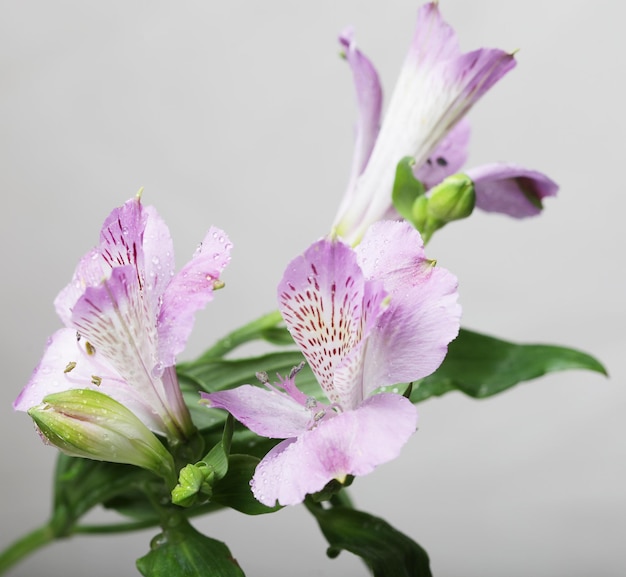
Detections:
357,221,461,395
466,163,559,217
201,383,313,439
251,393,418,506
157,227,232,367
339,26,383,193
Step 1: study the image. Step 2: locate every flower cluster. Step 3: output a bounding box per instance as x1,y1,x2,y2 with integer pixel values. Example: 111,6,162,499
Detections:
14,1,557,511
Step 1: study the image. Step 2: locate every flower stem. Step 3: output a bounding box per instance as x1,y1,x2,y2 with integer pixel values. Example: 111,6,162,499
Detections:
0,522,56,575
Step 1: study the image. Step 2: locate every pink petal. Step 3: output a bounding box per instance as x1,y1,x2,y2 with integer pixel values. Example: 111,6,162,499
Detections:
250,393,418,506
13,328,165,433
98,196,147,272
278,237,387,409
201,384,313,439
414,119,471,190
54,248,110,326
333,2,515,244
70,266,165,407
357,221,461,396
141,205,176,311
338,26,383,192
157,227,232,367
467,162,559,218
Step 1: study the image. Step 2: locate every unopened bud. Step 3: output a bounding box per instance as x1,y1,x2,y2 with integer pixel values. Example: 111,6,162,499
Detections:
427,173,475,223
171,462,215,507
28,389,176,484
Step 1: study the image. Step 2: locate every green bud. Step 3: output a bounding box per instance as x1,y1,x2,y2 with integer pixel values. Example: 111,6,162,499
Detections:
427,173,475,223
28,389,176,485
171,462,215,507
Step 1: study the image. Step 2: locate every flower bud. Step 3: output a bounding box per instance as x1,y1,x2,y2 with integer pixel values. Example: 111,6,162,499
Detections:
28,389,176,484
171,462,215,507
427,173,475,222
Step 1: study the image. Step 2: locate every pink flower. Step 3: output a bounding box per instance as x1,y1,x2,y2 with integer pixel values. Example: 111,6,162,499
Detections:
333,2,516,244
15,194,232,443
202,221,460,506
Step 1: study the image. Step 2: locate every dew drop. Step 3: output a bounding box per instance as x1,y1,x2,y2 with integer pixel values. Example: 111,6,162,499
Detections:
150,532,168,550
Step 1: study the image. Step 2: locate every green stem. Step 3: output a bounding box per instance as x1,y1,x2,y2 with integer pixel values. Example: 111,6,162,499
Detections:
74,519,160,535
0,522,56,575
189,310,283,361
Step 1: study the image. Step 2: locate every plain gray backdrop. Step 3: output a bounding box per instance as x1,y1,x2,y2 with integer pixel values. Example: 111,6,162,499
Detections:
1,1,624,576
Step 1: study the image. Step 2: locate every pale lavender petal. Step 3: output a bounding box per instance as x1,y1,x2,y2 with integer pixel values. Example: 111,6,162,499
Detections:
13,328,165,433
333,2,515,244
339,26,383,189
278,237,387,409
251,393,418,506
54,248,110,326
467,163,559,218
157,227,232,368
98,196,147,271
357,221,461,396
142,205,176,311
414,119,471,189
69,266,165,408
201,384,313,439
408,1,460,64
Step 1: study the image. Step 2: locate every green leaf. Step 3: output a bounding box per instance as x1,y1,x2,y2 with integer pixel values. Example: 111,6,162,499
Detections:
212,454,281,515
137,516,245,577
184,310,285,361
411,328,608,402
52,454,155,534
306,502,431,577
391,157,425,222
202,414,234,481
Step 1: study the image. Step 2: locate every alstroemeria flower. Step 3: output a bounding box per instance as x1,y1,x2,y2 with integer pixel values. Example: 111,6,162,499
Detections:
14,194,232,443
416,122,559,217
202,221,460,506
333,2,516,244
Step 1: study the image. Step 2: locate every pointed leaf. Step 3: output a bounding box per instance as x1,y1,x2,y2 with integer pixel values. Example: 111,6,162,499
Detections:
53,454,154,532
137,517,245,577
411,328,607,402
306,503,431,577
212,454,281,515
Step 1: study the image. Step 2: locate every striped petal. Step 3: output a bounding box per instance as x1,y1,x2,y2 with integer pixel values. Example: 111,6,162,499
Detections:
278,237,387,410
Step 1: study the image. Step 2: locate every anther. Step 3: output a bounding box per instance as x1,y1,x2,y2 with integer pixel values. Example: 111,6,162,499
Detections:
64,361,77,374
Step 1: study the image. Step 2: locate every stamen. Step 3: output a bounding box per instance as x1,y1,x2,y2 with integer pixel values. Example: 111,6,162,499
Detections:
289,361,306,379
91,375,102,386
64,361,77,374
85,342,96,356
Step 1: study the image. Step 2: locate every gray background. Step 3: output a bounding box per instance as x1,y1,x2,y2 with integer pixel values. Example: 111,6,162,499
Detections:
1,1,624,576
